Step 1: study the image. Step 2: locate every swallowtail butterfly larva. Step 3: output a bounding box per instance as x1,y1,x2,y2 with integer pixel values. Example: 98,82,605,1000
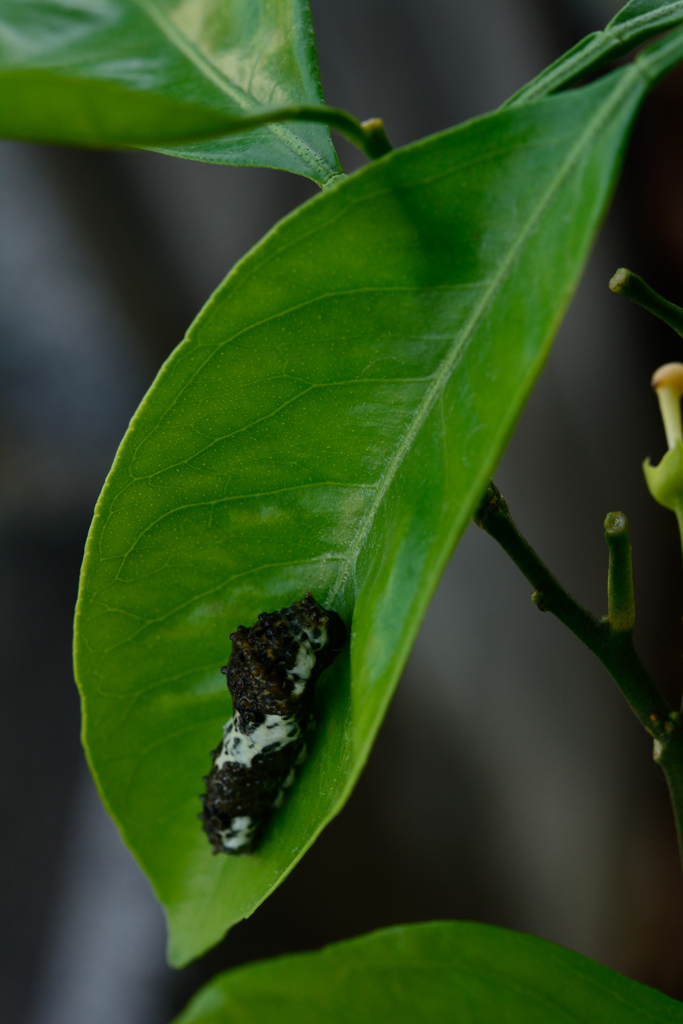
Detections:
200,593,346,854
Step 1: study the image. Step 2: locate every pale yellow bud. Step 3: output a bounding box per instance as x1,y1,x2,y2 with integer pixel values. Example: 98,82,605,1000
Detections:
652,362,683,449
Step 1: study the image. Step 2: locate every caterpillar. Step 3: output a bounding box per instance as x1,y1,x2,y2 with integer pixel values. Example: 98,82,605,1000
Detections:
199,592,346,854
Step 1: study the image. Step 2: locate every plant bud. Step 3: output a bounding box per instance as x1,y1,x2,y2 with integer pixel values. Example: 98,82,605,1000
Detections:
644,363,683,512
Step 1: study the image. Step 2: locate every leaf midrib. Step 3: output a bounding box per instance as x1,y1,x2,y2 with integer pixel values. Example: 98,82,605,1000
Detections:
131,0,333,182
95,72,640,625
610,0,683,38
517,0,683,103
327,66,640,605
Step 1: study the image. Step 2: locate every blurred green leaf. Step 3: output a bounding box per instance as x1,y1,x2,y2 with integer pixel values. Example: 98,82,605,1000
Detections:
508,0,683,106
74,36,683,967
0,0,341,185
171,921,683,1023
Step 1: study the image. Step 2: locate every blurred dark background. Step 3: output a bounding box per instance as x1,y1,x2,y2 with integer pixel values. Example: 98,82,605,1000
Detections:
3,2,683,1021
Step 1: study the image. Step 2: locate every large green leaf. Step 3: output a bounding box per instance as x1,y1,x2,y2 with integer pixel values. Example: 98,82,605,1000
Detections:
171,922,682,1023
508,0,683,106
0,0,341,185
74,32,683,967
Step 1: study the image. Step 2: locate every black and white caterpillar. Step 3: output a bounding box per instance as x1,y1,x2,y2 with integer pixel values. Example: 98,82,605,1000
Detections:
199,592,346,854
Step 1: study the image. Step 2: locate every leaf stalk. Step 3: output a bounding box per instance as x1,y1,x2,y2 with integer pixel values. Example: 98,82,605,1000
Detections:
202,104,393,162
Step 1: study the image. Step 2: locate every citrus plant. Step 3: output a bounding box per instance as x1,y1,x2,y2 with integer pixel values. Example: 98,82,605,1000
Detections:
5,0,683,1018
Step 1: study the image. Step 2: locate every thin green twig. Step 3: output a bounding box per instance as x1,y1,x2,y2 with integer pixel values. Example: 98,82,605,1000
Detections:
201,105,393,162
604,511,635,633
609,267,683,337
473,482,683,861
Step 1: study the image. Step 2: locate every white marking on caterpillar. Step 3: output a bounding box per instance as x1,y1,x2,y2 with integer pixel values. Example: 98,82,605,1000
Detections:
299,621,328,651
218,816,257,852
288,641,317,695
214,712,301,770
200,593,346,855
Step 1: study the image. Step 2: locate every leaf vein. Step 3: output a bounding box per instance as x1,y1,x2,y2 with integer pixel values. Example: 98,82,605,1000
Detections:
93,555,344,654
326,68,639,603
130,0,333,181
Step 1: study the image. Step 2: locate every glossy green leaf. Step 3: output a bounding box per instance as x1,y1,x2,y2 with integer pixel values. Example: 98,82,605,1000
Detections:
171,922,683,1023
0,0,341,185
74,34,683,967
508,0,683,106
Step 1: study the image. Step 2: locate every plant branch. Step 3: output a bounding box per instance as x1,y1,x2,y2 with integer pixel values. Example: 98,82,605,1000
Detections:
474,482,683,860
609,267,683,337
473,483,671,730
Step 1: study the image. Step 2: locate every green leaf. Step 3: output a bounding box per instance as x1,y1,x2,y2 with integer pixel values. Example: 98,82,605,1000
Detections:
508,0,683,107
171,922,682,1023
74,36,683,967
0,0,341,185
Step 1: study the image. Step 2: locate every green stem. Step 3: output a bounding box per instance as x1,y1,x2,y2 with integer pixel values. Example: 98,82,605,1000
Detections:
356,118,394,159
658,732,683,858
473,482,683,862
604,511,635,633
609,267,683,337
213,105,393,161
675,505,683,569
473,485,667,726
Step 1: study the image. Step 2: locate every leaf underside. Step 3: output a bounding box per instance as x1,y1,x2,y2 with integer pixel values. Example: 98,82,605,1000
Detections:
171,922,683,1023
74,57,658,964
0,0,340,184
